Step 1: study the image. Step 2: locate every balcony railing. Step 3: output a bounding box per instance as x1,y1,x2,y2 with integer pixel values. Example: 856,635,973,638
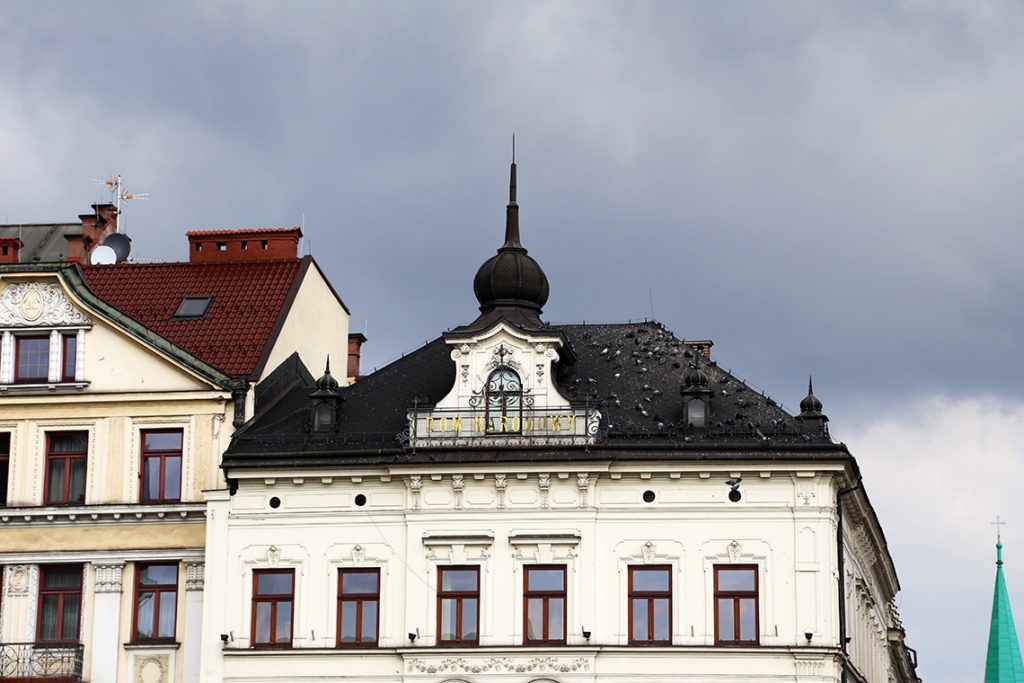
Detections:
0,642,83,682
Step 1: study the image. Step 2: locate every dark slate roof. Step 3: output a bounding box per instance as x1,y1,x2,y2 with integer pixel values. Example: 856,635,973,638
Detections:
225,320,846,470
0,223,80,262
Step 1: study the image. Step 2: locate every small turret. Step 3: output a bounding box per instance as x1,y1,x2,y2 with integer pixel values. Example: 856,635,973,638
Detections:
796,376,828,434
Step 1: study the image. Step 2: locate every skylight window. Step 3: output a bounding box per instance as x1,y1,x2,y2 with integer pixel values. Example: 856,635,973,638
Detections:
172,296,213,320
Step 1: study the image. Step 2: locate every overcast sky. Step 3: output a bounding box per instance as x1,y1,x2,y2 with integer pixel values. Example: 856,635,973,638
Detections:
2,3,1022,681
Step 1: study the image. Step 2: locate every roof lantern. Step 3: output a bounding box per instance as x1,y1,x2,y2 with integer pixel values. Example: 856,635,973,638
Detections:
796,376,829,434
309,357,342,432
470,144,550,330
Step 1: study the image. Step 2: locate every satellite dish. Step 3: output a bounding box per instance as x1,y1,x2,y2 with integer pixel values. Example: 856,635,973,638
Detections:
101,233,132,262
90,245,117,265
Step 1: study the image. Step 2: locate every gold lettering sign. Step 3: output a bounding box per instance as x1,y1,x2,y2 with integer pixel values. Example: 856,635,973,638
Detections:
423,412,585,436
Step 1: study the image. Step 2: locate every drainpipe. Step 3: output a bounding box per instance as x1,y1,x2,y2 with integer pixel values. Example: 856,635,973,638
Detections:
836,478,862,683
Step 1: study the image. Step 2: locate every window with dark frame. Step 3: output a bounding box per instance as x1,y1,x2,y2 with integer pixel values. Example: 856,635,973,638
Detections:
45,432,87,505
133,564,178,642
15,336,49,382
61,334,77,381
172,296,213,320
0,432,9,507
484,367,522,432
140,430,183,502
37,565,82,642
337,568,379,647
524,565,566,645
437,566,479,645
252,569,294,648
714,565,759,645
628,565,671,645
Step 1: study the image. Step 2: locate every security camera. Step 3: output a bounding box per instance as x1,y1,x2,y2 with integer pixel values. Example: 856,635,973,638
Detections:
408,632,417,643
582,629,592,641
220,633,229,644
805,632,813,643
726,478,742,502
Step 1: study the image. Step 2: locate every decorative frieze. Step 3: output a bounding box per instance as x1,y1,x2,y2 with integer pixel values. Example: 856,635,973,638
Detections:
93,563,125,593
407,656,591,674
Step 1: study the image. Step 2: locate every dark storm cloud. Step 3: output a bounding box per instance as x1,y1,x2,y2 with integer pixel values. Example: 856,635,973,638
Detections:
2,6,1023,680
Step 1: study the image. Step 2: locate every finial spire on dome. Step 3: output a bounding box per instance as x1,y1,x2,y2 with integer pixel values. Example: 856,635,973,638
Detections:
503,136,521,248
808,375,813,396
460,150,550,332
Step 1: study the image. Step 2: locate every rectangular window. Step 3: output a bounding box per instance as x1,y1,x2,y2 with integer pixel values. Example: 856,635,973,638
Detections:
252,569,294,647
15,336,49,382
628,565,671,645
524,565,566,644
337,568,379,647
0,432,9,507
172,296,212,320
45,432,87,505
61,335,77,381
37,565,82,642
133,564,178,641
437,566,479,645
714,565,759,645
140,430,183,502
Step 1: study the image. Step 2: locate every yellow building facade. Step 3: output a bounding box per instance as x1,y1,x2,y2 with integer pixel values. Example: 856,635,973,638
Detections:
0,252,350,683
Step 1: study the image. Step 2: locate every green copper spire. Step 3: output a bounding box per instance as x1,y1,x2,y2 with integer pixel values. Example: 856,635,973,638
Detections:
985,529,1024,683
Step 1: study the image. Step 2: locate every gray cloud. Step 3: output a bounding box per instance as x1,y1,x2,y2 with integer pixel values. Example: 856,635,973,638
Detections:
2,3,1023,679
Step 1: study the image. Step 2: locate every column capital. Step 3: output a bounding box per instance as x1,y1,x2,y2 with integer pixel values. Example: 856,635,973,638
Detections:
184,561,205,591
93,562,126,594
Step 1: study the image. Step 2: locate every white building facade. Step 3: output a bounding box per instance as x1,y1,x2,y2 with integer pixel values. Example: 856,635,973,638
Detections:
201,164,919,683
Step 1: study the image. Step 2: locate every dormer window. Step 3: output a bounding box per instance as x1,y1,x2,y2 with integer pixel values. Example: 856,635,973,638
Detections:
485,368,522,432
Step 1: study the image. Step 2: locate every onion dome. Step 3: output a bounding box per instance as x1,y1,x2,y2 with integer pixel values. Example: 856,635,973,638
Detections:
684,364,710,389
471,154,549,326
313,357,340,393
799,376,823,415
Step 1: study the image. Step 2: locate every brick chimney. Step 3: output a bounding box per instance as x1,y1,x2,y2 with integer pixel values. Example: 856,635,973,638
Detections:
67,203,119,263
0,238,23,264
187,228,302,264
347,333,367,381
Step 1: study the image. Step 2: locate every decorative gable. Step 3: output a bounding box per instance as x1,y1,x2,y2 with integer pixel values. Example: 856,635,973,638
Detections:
407,322,601,449
0,282,93,328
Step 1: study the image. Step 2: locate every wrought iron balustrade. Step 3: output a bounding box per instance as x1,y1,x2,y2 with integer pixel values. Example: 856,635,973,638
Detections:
0,641,83,682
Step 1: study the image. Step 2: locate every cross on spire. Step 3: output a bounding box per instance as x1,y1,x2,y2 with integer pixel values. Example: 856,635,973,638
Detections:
994,515,1007,543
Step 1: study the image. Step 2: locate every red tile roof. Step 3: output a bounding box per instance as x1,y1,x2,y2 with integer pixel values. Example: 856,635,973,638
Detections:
81,259,305,377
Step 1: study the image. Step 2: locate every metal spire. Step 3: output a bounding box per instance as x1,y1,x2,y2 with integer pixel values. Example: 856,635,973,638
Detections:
503,135,521,248
985,529,1024,683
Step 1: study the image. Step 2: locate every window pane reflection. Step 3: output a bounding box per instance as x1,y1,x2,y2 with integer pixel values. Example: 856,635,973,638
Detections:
548,597,564,640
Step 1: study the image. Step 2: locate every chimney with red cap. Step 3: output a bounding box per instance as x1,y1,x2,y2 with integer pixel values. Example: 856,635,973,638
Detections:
187,228,302,263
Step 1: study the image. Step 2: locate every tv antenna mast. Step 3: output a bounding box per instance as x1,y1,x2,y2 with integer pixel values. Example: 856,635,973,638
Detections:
90,174,149,233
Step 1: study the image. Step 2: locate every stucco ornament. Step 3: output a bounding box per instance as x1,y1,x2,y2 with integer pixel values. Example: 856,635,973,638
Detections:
134,654,168,683
642,541,657,563
0,283,92,327
408,657,590,674
727,540,743,562
6,565,31,595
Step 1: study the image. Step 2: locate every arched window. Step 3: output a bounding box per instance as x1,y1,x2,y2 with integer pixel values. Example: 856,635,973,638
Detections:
485,368,522,430
686,398,707,428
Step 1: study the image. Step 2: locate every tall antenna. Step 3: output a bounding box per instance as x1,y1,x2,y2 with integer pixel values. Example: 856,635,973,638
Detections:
90,174,149,232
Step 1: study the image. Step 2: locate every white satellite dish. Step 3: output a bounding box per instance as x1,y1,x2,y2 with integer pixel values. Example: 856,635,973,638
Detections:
90,245,117,265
